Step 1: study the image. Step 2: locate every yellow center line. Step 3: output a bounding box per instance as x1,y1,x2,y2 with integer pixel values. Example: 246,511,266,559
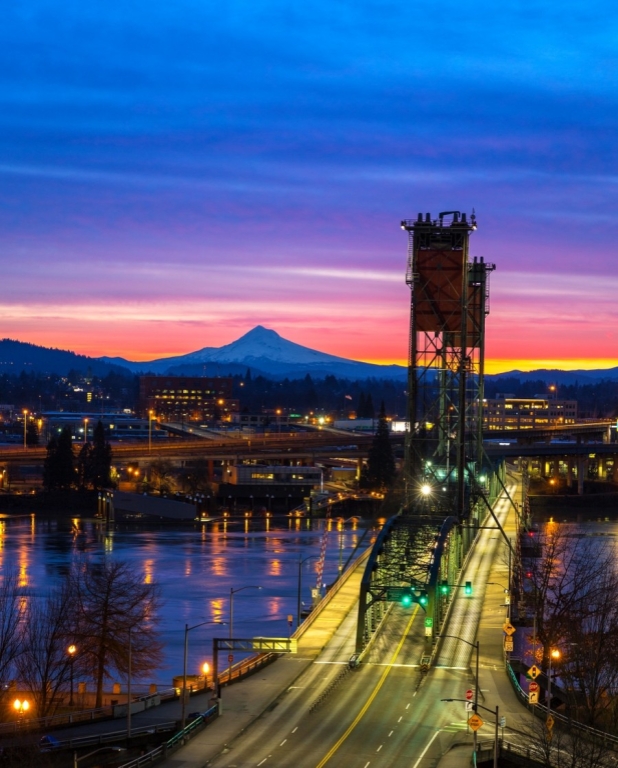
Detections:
314,606,419,768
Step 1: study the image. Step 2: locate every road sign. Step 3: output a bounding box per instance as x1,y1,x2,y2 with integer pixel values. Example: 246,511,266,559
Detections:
529,690,539,704
466,689,474,701
504,637,514,652
527,664,541,679
465,701,474,711
500,716,506,728
228,654,234,663
503,622,516,636
468,714,484,731
546,714,555,731
425,617,433,627
529,681,539,693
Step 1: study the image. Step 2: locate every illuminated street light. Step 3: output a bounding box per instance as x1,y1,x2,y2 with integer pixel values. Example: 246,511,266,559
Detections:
23,410,28,450
421,484,432,496
83,418,89,444
13,698,29,718
181,620,225,730
68,644,77,705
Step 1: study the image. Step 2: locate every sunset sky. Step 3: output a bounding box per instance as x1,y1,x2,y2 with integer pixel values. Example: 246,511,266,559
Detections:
2,2,617,373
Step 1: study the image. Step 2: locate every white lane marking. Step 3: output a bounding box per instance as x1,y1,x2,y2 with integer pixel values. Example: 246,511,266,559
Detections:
258,760,267,766
411,730,441,768
292,727,298,733
388,730,394,737
398,716,403,722
364,763,370,768
406,703,410,710
377,744,383,752
280,739,287,746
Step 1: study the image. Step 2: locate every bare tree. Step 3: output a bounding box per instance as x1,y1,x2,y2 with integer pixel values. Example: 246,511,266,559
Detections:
74,559,163,707
0,570,25,711
16,580,79,717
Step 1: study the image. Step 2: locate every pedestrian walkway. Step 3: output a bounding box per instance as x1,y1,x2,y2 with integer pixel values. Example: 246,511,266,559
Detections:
436,473,531,766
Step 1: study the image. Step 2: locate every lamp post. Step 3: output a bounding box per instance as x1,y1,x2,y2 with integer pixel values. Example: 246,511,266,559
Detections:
547,647,561,720
441,699,499,768
181,620,225,730
440,635,480,750
297,555,320,628
68,644,77,706
229,585,262,640
148,410,154,453
83,418,89,444
13,698,29,720
23,409,28,449
487,581,510,619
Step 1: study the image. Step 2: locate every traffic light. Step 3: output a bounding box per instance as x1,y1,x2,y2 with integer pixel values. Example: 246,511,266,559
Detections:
440,580,450,595
418,591,429,607
401,591,413,608
464,581,473,596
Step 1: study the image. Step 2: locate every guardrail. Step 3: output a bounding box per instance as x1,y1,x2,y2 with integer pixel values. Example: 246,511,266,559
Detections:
506,658,618,750
117,705,219,768
0,688,177,736
47,721,177,751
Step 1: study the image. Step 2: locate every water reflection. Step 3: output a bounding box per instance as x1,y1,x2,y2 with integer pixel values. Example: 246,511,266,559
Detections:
0,514,368,686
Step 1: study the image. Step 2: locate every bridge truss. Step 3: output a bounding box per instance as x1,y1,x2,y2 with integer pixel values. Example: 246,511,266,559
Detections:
356,211,508,654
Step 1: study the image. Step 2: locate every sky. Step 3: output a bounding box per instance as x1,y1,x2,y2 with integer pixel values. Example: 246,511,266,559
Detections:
1,1,618,374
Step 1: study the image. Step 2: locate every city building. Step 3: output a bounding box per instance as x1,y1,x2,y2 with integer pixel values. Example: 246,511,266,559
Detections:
138,376,238,423
482,396,577,430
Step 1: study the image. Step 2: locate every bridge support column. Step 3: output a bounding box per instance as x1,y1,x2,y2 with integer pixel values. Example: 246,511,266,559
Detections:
598,459,606,480
577,456,586,495
567,458,574,489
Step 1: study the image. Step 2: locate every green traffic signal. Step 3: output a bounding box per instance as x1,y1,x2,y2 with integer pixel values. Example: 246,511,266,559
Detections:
418,592,428,607
464,581,473,596
440,580,450,595
401,593,413,608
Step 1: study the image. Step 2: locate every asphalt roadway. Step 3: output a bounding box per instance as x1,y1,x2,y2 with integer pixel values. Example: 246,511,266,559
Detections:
51,474,534,766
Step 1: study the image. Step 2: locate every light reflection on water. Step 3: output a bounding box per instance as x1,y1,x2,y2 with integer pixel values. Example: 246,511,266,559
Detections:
0,514,370,687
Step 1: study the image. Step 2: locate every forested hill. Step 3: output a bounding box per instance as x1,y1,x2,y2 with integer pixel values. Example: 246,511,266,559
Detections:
0,339,130,377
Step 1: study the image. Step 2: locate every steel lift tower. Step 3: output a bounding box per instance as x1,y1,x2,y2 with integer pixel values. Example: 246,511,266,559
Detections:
401,211,495,520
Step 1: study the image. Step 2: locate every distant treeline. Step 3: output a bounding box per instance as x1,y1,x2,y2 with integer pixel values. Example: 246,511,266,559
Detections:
3,368,618,421
484,377,618,419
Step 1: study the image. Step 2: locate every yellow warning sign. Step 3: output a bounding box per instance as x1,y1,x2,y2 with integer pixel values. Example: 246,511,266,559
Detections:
468,714,484,731
503,622,516,636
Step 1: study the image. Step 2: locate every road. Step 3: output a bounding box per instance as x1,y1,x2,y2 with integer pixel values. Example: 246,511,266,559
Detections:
205,479,519,768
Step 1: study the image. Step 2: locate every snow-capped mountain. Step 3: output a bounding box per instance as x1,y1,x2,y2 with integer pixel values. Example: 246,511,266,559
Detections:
100,326,409,380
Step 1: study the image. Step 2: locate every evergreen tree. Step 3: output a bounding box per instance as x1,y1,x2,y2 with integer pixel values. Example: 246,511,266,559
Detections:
365,401,396,490
357,392,366,418
89,420,112,490
43,427,75,491
365,393,375,419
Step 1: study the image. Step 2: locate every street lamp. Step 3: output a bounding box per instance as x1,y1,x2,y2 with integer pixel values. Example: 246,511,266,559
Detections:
547,647,561,719
83,418,89,444
487,582,510,619
68,644,77,706
439,635,480,750
13,698,29,719
23,409,28,449
297,555,320,628
181,620,225,730
229,585,262,639
148,409,154,454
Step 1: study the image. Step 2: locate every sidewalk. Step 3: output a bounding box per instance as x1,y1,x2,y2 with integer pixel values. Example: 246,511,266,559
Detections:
437,473,529,766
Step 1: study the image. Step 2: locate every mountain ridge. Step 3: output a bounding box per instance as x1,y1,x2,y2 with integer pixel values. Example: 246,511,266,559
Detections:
1,329,617,384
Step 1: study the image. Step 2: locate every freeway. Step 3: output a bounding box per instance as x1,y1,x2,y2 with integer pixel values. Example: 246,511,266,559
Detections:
202,479,522,768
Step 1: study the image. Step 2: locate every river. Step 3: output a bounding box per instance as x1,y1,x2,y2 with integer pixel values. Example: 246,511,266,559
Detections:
0,512,372,688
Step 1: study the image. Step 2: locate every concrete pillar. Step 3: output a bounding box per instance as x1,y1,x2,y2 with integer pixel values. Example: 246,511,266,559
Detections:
598,459,606,480
577,456,586,495
567,458,574,488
